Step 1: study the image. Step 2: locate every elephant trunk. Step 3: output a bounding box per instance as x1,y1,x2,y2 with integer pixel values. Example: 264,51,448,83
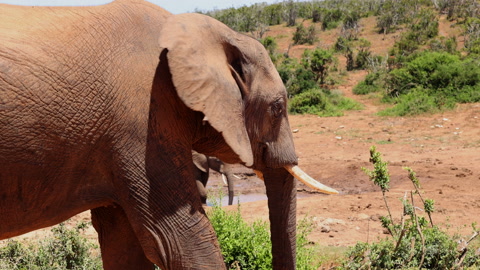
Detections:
263,167,297,270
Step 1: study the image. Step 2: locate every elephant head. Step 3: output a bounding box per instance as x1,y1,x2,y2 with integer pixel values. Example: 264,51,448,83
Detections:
192,150,236,205
158,13,338,269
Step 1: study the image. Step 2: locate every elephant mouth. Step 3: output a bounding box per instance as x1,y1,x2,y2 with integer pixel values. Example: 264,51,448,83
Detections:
255,165,339,195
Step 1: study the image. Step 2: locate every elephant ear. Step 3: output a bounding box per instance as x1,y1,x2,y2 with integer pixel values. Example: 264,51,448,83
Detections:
158,13,253,166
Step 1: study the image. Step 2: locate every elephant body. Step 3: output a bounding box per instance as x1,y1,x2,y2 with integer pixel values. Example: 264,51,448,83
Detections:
0,0,304,269
192,150,236,205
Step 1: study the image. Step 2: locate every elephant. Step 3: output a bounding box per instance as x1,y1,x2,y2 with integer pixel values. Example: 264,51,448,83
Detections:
0,1,338,269
192,150,237,205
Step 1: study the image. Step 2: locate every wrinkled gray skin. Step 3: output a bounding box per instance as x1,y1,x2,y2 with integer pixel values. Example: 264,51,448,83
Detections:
0,1,299,269
192,150,235,205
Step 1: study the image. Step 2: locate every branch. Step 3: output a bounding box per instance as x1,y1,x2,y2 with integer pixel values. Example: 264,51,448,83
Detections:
456,230,480,268
411,191,425,269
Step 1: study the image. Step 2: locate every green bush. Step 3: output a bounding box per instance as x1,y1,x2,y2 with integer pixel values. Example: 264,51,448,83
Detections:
367,51,480,116
278,50,336,97
293,24,317,45
302,48,335,85
429,36,458,54
379,88,455,116
278,60,318,97
388,7,439,62
320,8,343,30
353,72,383,95
339,147,480,270
260,36,280,64
207,201,322,269
289,88,362,117
289,88,330,115
0,222,102,270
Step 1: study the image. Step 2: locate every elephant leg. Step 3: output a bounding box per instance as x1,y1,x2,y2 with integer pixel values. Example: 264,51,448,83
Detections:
91,205,155,270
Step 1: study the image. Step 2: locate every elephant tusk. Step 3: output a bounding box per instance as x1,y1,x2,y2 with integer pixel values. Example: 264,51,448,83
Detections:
254,170,264,181
284,165,339,195
221,173,228,185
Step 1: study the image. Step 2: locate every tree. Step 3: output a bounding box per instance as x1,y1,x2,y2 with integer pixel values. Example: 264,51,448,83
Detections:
284,0,298,27
292,24,317,45
302,48,334,85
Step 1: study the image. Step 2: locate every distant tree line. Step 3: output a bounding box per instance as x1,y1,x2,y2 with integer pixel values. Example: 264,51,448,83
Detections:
197,0,480,116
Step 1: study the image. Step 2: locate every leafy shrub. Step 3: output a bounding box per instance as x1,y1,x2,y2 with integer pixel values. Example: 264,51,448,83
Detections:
293,24,317,45
278,50,336,97
367,51,480,116
277,58,318,97
385,51,480,100
289,88,362,117
429,36,458,54
353,72,384,95
378,88,455,116
320,8,344,30
464,17,480,55
288,88,330,115
302,48,334,85
207,200,322,269
389,7,439,62
0,222,102,270
339,147,480,270
260,36,280,64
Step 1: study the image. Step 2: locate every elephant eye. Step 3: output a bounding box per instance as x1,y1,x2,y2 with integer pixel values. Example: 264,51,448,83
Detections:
271,99,284,118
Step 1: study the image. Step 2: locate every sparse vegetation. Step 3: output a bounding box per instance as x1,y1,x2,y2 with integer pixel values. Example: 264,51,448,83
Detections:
206,0,480,117
0,222,102,270
207,197,323,269
292,24,317,45
339,147,480,269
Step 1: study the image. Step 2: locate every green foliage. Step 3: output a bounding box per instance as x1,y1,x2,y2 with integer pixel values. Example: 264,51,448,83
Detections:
389,7,439,62
296,217,324,270
293,24,317,45
0,222,102,270
288,88,330,115
385,51,480,102
375,0,411,35
207,201,322,269
302,48,334,85
356,50,480,116
429,36,458,54
464,17,480,55
277,58,317,97
352,72,383,95
362,146,390,193
288,88,362,117
320,8,344,30
340,147,480,270
209,204,272,269
278,49,336,96
260,36,280,64
335,37,372,71
379,88,454,116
